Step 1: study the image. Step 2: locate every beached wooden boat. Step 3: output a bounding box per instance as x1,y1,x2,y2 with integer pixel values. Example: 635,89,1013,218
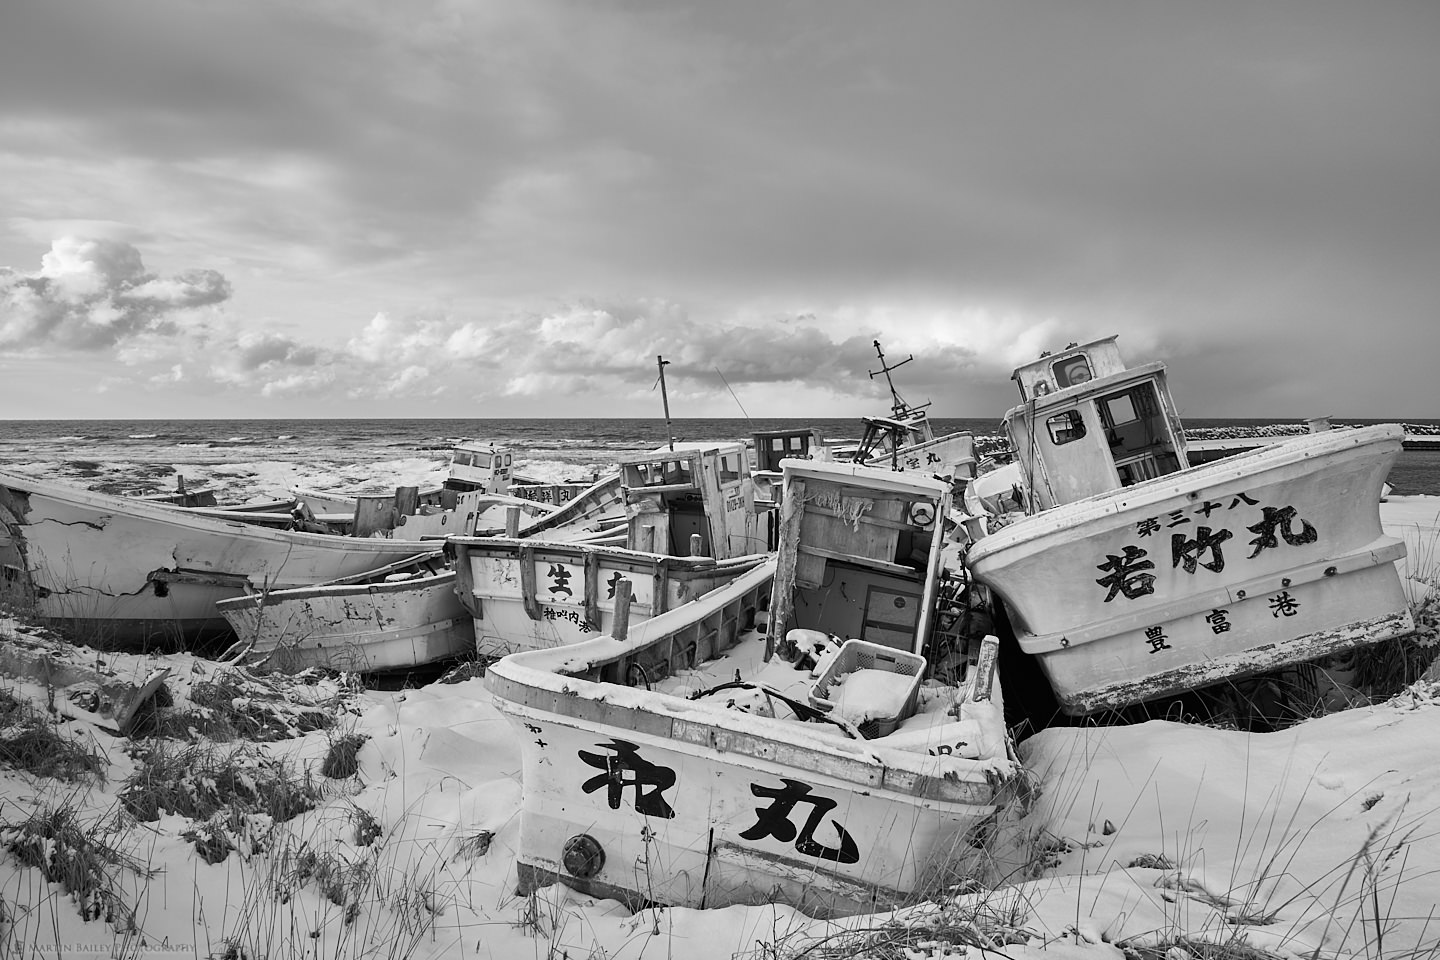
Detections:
0,470,444,647
965,336,1414,715
451,439,771,657
835,341,978,486
215,552,471,673
485,459,1016,917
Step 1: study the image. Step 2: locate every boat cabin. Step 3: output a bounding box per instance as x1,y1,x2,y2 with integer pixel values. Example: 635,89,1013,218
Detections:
749,427,829,508
445,442,513,494
619,441,761,560
769,460,951,657
850,414,936,468
1003,336,1191,511
751,427,829,474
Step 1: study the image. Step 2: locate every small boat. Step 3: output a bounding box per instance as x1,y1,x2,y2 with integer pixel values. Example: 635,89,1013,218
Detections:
209,467,629,674
215,552,471,674
448,356,775,658
484,458,1016,917
0,470,446,647
965,336,1414,715
451,438,771,658
290,440,560,538
837,340,978,487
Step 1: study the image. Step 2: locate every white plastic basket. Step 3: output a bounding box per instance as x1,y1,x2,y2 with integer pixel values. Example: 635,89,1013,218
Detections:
808,639,927,738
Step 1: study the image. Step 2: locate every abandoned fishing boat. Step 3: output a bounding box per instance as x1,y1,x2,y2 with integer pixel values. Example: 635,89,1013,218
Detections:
208,462,629,672
0,469,446,647
484,458,1015,917
288,440,560,539
965,336,1413,715
451,438,772,658
836,340,978,487
214,552,471,674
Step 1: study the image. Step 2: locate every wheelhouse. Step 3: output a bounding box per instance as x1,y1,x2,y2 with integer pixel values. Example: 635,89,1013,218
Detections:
619,442,760,559
447,443,514,494
1003,336,1191,511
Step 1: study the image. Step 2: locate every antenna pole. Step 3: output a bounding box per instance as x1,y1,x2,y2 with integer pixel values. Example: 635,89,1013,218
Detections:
868,339,917,419
657,355,675,451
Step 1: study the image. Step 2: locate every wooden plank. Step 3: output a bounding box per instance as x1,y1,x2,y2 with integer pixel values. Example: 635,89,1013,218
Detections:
393,485,420,517
797,544,918,578
767,478,805,659
519,545,541,621
802,502,915,531
654,557,671,614
584,550,601,628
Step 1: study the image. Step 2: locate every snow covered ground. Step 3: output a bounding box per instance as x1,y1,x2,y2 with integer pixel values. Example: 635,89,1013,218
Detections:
0,497,1435,960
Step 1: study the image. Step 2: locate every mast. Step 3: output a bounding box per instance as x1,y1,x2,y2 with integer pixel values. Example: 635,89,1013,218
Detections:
868,339,931,422
656,355,675,451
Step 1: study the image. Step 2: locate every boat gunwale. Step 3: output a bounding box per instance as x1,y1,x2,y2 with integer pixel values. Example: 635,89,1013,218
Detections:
214,567,459,611
0,468,440,552
451,535,771,572
968,423,1405,561
485,562,1013,804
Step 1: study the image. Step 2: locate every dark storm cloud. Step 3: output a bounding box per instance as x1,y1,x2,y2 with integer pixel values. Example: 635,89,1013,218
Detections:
2,2,1437,415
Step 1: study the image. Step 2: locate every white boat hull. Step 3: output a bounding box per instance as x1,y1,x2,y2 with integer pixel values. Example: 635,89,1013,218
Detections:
967,425,1413,714
486,563,1010,916
0,471,442,646
216,570,472,673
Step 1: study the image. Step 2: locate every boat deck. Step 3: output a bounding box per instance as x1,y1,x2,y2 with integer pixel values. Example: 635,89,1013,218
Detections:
650,629,994,760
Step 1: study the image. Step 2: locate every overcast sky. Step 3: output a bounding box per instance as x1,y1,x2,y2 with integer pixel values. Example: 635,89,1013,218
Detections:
2,1,1436,421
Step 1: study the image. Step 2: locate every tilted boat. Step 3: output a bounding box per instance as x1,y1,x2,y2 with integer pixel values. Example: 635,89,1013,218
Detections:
485,459,1016,917
215,552,471,674
839,340,978,487
0,470,444,647
965,336,1414,715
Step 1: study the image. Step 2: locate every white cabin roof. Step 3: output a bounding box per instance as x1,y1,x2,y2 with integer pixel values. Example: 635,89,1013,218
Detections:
780,457,949,496
637,440,746,457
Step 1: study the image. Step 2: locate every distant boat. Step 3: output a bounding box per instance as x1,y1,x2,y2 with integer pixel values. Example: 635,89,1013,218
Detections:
965,336,1413,716
451,358,776,658
0,470,445,648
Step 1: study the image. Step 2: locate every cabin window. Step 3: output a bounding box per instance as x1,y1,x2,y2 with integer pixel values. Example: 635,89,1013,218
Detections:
719,454,741,482
1099,382,1181,484
770,438,786,452
1104,393,1138,426
453,452,472,467
504,454,512,466
1046,410,1087,445
1053,356,1094,389
491,456,502,469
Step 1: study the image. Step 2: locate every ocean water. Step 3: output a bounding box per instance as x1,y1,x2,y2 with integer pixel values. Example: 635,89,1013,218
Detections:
1,417,1438,501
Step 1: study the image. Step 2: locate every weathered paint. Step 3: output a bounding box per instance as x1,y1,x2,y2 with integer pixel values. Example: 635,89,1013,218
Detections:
216,569,473,673
968,424,1411,713
0,469,441,645
486,460,1016,916
453,538,769,657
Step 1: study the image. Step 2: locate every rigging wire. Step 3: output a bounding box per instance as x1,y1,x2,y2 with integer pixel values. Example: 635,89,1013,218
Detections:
714,366,751,422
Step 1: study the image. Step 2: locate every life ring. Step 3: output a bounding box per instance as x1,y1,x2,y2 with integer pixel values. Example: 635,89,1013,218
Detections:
908,501,937,529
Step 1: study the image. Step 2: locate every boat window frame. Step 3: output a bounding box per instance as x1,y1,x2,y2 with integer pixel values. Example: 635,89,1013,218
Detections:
1052,355,1094,389
1046,410,1087,445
